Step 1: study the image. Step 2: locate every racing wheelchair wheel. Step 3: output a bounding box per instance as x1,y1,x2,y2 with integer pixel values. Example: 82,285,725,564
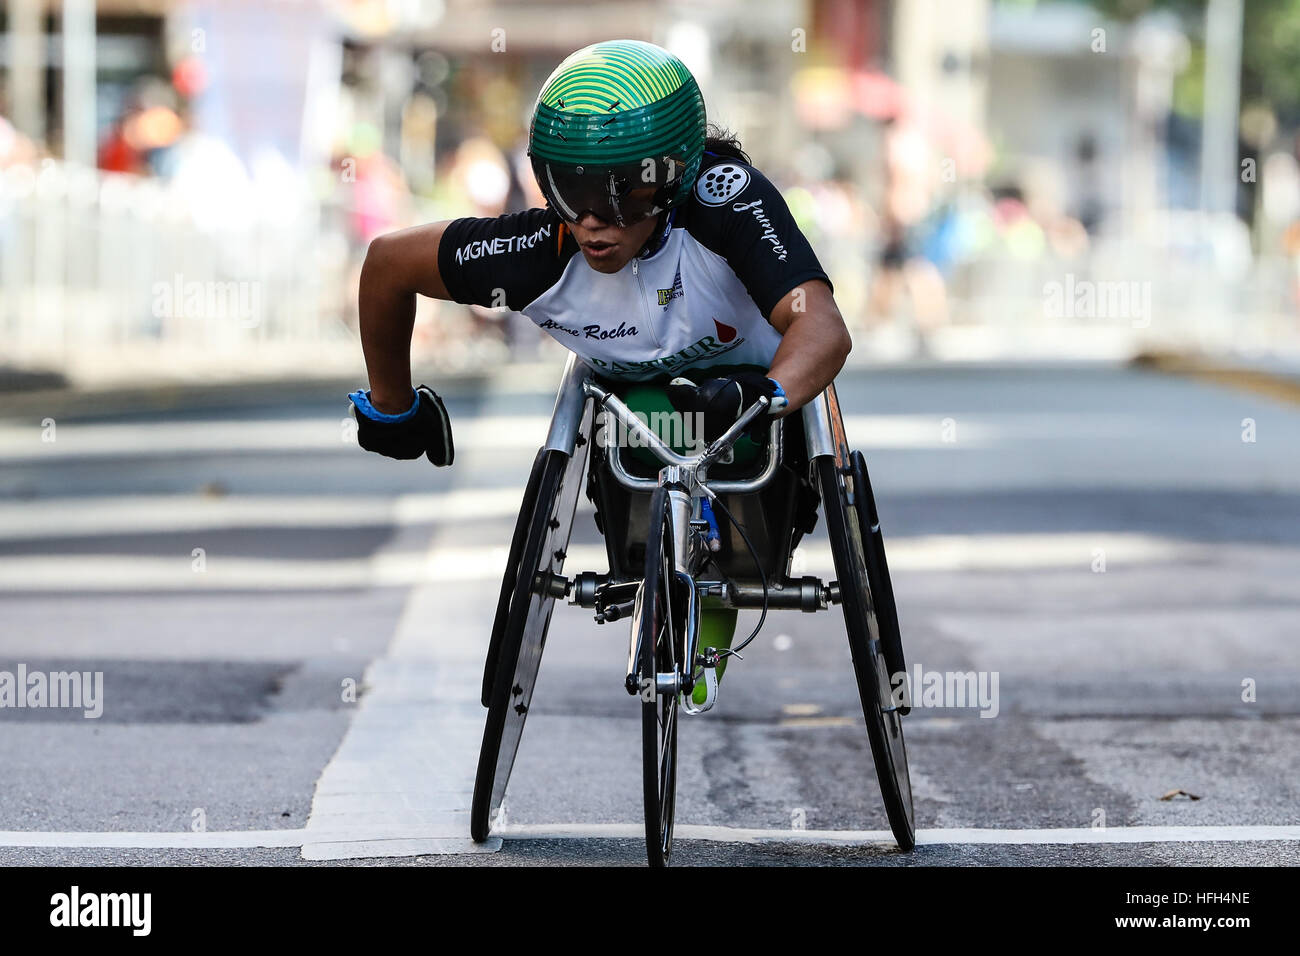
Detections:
849,450,908,715
471,402,592,842
481,447,549,708
817,454,916,850
638,485,684,867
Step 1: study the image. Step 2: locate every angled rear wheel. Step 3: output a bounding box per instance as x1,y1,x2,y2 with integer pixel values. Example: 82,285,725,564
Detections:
818,455,915,850
482,448,550,707
471,404,591,842
850,450,907,713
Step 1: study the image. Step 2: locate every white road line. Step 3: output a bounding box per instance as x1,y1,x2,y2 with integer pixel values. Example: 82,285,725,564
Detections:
0,549,502,590
0,416,552,461
0,414,1008,464
297,658,493,859
0,534,1191,591
0,488,537,540
0,827,500,852
0,829,308,848
500,823,1300,846
298,522,499,859
1,824,1296,851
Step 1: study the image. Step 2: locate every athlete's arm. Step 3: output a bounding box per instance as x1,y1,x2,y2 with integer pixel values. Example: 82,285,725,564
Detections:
357,222,454,414
359,209,565,413
688,162,848,411
765,279,852,412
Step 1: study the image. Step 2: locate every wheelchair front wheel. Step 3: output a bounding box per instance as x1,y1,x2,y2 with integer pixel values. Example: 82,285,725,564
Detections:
639,486,683,867
817,455,916,850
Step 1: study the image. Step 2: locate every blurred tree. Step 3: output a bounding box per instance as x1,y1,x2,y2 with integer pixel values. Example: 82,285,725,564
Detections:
1087,0,1300,121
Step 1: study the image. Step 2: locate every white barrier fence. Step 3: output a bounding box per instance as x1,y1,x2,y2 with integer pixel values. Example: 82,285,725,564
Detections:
0,160,358,376
946,234,1299,353
2,161,1298,383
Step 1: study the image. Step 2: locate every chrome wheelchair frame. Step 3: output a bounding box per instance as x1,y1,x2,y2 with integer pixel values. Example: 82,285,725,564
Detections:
471,354,915,865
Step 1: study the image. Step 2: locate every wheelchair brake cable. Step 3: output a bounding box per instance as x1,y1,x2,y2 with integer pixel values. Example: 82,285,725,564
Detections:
706,494,768,660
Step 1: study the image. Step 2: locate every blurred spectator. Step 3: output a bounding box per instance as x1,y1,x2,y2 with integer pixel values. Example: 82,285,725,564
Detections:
990,188,1046,260
869,114,950,340
97,78,185,176
336,121,411,247
98,117,144,174
444,136,512,218
0,114,38,168
1072,132,1104,235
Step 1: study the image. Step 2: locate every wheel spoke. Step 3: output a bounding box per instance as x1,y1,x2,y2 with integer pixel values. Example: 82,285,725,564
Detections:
659,695,676,765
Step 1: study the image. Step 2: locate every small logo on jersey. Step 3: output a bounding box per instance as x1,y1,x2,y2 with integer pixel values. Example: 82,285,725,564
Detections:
696,164,751,206
712,318,737,343
454,223,553,265
657,270,684,309
587,329,747,377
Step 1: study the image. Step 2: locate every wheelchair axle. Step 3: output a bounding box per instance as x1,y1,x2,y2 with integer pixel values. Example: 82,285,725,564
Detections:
567,570,840,617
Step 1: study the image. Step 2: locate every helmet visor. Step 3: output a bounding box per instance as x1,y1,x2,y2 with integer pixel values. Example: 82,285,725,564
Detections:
531,158,663,226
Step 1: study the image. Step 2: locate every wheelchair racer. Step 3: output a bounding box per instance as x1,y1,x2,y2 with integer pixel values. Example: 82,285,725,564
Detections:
350,39,853,704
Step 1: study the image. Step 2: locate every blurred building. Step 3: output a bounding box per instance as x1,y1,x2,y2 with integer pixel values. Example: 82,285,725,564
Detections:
3,0,1296,383
985,2,1188,236
3,1,173,163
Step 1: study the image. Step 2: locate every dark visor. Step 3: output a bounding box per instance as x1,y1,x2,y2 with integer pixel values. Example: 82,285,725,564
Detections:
531,158,663,226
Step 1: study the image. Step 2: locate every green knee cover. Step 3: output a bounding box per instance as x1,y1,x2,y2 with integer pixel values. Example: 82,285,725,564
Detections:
693,603,737,705
618,383,762,469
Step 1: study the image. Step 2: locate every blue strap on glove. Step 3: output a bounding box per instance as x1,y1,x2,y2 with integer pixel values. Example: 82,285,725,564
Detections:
348,388,421,423
767,378,788,411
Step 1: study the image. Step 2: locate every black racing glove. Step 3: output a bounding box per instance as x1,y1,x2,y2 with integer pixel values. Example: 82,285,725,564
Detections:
664,370,788,444
348,384,454,466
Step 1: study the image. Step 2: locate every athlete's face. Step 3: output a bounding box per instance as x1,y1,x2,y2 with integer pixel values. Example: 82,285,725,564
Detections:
569,211,659,274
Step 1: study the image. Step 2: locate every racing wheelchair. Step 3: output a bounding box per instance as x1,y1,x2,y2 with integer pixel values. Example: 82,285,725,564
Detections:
470,354,914,866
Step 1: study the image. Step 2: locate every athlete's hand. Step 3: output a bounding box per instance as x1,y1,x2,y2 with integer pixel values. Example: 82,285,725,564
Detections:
348,385,454,466
664,371,787,443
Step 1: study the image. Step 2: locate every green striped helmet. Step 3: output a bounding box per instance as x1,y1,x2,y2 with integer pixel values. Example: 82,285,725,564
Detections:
529,40,707,226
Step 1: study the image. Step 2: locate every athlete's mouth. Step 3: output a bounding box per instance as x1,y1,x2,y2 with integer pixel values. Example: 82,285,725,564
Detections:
582,240,618,260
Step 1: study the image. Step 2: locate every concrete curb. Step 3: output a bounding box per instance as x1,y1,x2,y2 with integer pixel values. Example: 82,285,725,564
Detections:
8,350,1297,421
1131,350,1300,407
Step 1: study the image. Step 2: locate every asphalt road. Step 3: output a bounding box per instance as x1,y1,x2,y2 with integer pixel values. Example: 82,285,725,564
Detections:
0,360,1297,866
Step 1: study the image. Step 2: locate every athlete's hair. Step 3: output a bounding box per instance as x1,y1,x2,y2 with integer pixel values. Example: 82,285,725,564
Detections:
703,124,750,164
641,123,749,248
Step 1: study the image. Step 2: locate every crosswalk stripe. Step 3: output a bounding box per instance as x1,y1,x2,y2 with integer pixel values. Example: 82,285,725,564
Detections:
299,521,498,858
0,416,553,461
0,533,1191,591
0,414,1002,463
0,489,537,540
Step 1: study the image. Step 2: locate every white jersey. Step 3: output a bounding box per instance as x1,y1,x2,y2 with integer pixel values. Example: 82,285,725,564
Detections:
438,154,831,381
